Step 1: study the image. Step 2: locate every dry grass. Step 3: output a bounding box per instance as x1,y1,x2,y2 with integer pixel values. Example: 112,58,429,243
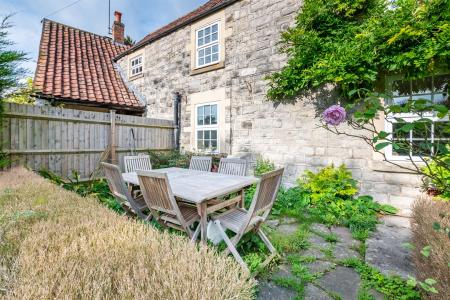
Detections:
411,196,449,299
0,168,255,299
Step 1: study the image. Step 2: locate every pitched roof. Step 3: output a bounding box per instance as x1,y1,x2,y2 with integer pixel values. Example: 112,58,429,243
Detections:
34,19,144,112
115,0,238,60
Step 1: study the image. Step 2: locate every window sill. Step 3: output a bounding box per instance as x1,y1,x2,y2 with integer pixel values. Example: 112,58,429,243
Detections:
129,73,144,81
369,159,424,173
191,61,224,76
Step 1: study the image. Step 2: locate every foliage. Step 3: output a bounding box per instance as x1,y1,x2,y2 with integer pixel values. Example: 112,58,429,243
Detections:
124,35,135,46
267,0,450,103
0,15,27,115
147,150,225,170
422,153,450,199
253,158,275,177
301,165,397,240
38,169,124,213
0,168,255,298
411,196,449,298
341,258,421,300
3,77,34,104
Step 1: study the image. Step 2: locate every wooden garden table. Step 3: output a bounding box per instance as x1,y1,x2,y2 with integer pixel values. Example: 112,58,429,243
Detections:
122,167,258,243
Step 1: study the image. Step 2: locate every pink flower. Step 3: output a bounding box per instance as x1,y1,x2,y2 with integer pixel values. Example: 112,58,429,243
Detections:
323,105,346,126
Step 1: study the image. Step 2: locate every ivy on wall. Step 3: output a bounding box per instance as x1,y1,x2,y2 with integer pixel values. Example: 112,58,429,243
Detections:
266,0,450,104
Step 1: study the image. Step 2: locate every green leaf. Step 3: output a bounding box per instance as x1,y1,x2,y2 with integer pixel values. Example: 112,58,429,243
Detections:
402,243,415,250
432,222,441,231
406,276,417,287
424,278,437,286
421,245,432,258
399,123,414,132
375,142,391,151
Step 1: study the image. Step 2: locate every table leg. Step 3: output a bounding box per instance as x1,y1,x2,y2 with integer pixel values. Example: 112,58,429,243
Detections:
197,202,208,244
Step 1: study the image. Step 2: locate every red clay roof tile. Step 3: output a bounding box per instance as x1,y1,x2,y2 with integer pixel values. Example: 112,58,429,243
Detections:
34,19,144,111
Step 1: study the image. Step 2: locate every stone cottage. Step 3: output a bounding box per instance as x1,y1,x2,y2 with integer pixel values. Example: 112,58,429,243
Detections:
111,0,446,216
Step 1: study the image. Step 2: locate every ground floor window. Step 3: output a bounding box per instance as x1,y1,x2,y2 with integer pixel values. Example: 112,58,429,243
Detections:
385,73,449,160
196,103,219,152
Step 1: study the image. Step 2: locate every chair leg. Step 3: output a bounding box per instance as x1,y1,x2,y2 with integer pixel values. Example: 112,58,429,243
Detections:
257,228,277,254
190,223,201,243
214,221,249,272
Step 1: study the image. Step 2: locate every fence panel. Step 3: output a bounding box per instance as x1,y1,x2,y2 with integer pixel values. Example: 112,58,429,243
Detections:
1,103,174,179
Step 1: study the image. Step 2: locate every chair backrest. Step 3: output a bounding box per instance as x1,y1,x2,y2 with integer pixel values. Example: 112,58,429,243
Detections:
136,170,187,225
246,168,284,224
101,162,134,205
124,155,152,173
218,158,248,176
189,156,212,172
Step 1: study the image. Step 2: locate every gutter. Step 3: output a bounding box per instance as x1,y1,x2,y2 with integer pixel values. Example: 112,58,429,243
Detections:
33,93,146,113
113,0,239,61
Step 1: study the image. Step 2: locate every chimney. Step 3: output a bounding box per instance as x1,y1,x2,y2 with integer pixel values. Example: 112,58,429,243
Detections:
112,11,125,44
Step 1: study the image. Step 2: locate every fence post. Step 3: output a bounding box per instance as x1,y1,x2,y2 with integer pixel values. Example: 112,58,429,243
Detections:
110,110,117,164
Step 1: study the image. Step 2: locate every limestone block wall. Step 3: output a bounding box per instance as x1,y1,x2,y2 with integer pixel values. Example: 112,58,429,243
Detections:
117,0,422,215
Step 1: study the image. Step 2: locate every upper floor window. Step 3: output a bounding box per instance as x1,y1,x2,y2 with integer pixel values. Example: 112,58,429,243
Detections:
385,74,449,160
196,103,218,152
196,22,219,68
130,55,143,76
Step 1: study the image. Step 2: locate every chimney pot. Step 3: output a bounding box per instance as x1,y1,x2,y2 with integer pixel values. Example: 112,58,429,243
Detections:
112,11,125,44
114,11,122,23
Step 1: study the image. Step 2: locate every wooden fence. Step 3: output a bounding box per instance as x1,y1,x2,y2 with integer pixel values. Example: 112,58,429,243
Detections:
1,103,175,179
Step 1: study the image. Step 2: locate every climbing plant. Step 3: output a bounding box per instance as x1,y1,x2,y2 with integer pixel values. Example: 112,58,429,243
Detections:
266,0,450,103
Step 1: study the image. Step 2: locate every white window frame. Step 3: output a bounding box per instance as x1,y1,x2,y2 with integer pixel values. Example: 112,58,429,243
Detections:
384,73,449,161
195,21,220,69
385,114,449,161
130,55,143,77
195,102,219,153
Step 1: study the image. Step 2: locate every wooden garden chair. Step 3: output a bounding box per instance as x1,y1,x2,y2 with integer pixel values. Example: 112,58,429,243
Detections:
137,170,201,242
124,154,152,173
123,155,152,198
101,162,151,221
218,158,248,176
189,156,212,172
212,168,284,272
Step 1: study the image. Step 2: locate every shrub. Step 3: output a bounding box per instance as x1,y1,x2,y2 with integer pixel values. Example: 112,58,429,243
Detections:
0,168,255,299
422,154,450,199
148,150,226,171
411,196,449,299
253,158,275,177
300,164,397,240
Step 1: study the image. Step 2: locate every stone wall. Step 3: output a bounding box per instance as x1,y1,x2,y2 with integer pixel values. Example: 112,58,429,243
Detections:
117,0,422,215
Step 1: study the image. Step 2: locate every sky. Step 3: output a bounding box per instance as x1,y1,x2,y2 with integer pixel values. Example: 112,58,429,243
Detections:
0,0,207,75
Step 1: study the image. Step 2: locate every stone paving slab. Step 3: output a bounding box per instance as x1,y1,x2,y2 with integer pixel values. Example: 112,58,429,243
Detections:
317,266,361,300
257,280,297,300
304,284,332,300
304,260,334,274
365,223,415,279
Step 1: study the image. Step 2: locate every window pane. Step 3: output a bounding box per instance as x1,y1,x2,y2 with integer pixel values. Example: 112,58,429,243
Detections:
211,105,217,124
412,122,431,140
212,53,219,62
205,47,211,55
434,122,450,139
204,130,210,139
411,94,432,102
392,79,410,97
197,130,203,139
197,106,204,125
211,140,217,149
411,76,432,94
199,49,205,57
211,130,217,140
204,35,211,44
392,122,410,156
212,44,219,53
211,32,218,42
205,55,211,64
197,140,204,149
198,38,204,47
199,57,205,66
212,24,218,33
393,97,409,105
205,27,210,35
204,105,211,125
198,30,204,38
